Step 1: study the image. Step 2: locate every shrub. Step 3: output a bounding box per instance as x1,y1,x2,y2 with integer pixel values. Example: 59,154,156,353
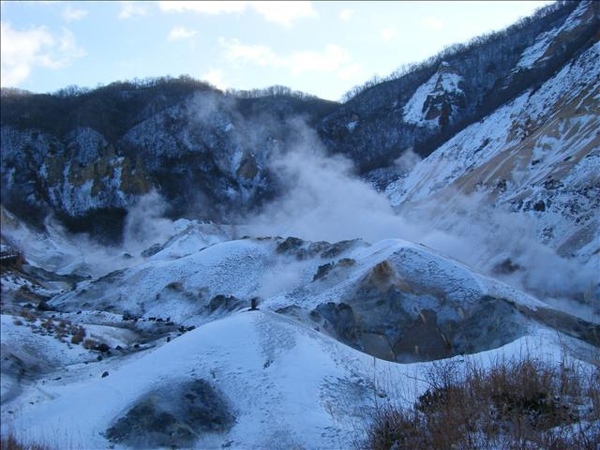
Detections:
363,356,600,449
82,338,100,350
70,326,86,345
0,433,52,450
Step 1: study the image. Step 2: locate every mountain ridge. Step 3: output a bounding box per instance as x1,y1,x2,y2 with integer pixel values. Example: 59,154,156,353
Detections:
2,0,598,243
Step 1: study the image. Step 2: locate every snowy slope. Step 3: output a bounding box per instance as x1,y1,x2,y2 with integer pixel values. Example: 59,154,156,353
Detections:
385,41,600,305
388,41,599,208
2,198,599,449
2,311,382,449
516,1,594,71
2,304,591,450
403,61,464,128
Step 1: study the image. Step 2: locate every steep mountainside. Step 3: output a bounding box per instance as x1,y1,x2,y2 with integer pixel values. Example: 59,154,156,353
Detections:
1,81,337,242
387,39,599,266
319,0,597,172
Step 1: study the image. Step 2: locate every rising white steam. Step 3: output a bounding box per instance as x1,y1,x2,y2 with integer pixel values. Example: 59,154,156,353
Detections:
246,125,420,244
123,190,176,254
244,120,598,307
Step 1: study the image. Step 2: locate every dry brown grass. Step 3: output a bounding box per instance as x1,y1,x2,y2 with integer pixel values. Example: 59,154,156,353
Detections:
0,433,52,450
363,356,600,450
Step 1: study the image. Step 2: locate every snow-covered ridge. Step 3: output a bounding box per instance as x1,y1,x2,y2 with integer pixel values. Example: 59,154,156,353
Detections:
517,1,594,71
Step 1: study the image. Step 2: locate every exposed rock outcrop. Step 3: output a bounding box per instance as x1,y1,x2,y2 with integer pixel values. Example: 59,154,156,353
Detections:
105,379,236,448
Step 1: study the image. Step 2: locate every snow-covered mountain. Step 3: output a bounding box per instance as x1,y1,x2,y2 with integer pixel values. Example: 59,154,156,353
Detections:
1,1,599,448
0,85,337,243
318,1,598,171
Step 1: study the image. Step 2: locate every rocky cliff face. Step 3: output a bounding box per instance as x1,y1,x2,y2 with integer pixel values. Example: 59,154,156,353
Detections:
402,61,466,130
1,85,337,241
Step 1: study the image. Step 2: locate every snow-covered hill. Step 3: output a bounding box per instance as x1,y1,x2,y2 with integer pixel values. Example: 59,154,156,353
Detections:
3,311,593,450
2,217,598,449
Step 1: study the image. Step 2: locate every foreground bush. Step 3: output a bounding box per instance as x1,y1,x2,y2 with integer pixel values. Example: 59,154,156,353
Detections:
365,356,599,449
0,433,52,450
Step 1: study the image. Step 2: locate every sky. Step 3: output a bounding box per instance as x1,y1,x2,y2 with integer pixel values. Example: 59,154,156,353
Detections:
1,0,554,102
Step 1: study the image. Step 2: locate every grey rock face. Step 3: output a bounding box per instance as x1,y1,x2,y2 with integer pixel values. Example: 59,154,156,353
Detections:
105,378,236,448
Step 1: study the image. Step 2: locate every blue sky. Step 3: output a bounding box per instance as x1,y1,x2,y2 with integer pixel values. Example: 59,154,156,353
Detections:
1,1,553,101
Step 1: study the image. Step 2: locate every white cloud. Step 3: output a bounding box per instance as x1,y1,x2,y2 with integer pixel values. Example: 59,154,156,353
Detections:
63,5,88,22
288,44,351,75
219,38,280,67
336,63,362,81
118,1,149,19
380,27,397,43
1,22,86,87
421,16,444,30
250,1,316,27
158,1,247,14
219,38,358,83
1,22,54,86
339,8,355,22
56,28,86,59
167,26,198,42
158,1,316,27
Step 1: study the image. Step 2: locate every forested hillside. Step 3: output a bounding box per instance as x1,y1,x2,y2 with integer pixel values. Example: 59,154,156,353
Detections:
1,0,597,243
